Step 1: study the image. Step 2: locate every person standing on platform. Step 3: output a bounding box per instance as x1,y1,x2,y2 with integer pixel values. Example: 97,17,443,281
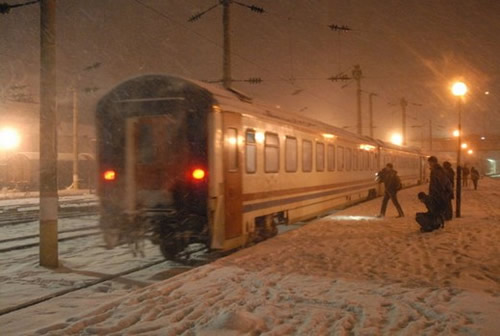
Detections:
442,161,455,221
470,166,480,190
462,164,470,187
376,163,404,218
427,156,453,225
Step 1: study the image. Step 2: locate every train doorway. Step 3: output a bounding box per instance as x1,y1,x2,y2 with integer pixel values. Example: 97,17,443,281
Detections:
222,112,243,239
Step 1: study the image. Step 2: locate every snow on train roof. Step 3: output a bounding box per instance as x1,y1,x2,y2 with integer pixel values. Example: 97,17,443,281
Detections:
185,76,378,144
101,74,421,154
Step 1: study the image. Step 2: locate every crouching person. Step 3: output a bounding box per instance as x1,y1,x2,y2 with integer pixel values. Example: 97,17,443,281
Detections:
416,192,444,233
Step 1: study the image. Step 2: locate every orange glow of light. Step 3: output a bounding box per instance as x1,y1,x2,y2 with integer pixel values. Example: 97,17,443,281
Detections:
359,144,375,151
453,130,460,137
461,143,468,149
390,133,403,146
451,82,467,96
103,170,116,181
192,168,206,180
467,149,473,155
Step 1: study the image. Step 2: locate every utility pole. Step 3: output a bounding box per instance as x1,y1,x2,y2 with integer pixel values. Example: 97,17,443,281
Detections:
72,88,79,189
222,0,231,89
429,119,433,152
352,65,363,135
189,1,263,88
400,98,408,146
39,0,58,268
368,92,377,138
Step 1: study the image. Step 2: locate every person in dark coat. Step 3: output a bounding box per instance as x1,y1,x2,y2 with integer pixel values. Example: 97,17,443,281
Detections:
427,156,453,225
442,161,455,221
376,163,404,218
416,191,444,232
462,164,470,187
470,166,480,190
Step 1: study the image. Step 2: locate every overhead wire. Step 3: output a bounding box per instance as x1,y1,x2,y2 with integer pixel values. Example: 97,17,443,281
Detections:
131,0,352,114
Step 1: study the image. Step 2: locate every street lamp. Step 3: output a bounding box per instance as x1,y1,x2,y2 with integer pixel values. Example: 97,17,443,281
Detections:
451,81,467,217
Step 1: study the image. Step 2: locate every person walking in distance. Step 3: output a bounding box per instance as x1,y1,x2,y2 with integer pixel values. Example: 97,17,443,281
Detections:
442,161,455,221
470,166,480,190
462,164,470,187
376,163,404,218
427,156,453,226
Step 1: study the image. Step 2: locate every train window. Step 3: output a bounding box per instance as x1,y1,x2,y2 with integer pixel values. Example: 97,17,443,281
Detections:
302,140,312,172
316,142,324,172
245,130,256,173
285,136,297,172
226,128,238,171
137,123,155,164
353,149,358,171
327,144,335,171
265,133,279,173
337,146,344,171
346,148,352,171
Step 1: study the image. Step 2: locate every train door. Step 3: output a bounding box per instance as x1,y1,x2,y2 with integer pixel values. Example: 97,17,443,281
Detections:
126,115,183,212
222,112,243,240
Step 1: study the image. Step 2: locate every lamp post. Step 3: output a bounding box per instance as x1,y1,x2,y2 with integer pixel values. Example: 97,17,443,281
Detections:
451,81,467,218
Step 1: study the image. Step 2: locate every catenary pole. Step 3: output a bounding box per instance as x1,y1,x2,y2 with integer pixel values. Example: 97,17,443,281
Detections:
39,0,58,268
368,92,376,138
222,0,231,89
400,98,408,146
352,65,362,135
72,88,79,189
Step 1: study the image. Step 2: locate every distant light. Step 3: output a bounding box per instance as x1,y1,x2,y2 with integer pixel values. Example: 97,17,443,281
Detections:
485,91,490,95
0,127,21,150
481,136,486,140
227,136,237,145
255,132,265,143
461,143,468,149
359,144,375,151
322,133,335,139
103,170,116,181
451,82,468,96
467,149,473,155
390,133,403,146
452,130,460,137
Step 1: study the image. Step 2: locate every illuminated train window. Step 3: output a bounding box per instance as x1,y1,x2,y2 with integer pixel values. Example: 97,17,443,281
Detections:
245,130,256,173
346,148,352,171
226,128,238,171
327,144,335,171
353,149,358,171
316,142,324,172
285,136,297,172
265,133,279,173
337,146,344,171
302,140,312,172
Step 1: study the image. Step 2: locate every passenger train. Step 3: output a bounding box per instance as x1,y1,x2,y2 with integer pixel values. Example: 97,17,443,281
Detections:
96,74,427,259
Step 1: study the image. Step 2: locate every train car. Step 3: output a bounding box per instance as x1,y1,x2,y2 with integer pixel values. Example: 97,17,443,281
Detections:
0,152,95,191
96,74,425,259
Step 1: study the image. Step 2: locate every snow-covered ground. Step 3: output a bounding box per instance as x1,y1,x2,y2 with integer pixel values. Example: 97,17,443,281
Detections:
1,178,499,335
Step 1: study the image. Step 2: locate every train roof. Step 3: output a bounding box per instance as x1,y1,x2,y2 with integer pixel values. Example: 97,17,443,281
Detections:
98,74,421,154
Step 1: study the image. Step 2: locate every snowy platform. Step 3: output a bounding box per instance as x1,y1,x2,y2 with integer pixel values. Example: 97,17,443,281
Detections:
1,178,499,335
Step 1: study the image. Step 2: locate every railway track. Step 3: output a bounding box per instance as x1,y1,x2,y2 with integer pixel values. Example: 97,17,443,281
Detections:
0,225,101,253
0,203,98,227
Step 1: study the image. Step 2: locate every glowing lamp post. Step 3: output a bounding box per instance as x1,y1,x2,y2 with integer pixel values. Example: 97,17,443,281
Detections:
0,127,21,151
451,81,467,217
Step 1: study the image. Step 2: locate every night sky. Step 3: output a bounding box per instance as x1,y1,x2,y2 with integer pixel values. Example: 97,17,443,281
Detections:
1,0,499,141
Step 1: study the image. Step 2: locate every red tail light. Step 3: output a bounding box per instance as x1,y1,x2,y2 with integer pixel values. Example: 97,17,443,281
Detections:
191,168,206,181
103,170,116,181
